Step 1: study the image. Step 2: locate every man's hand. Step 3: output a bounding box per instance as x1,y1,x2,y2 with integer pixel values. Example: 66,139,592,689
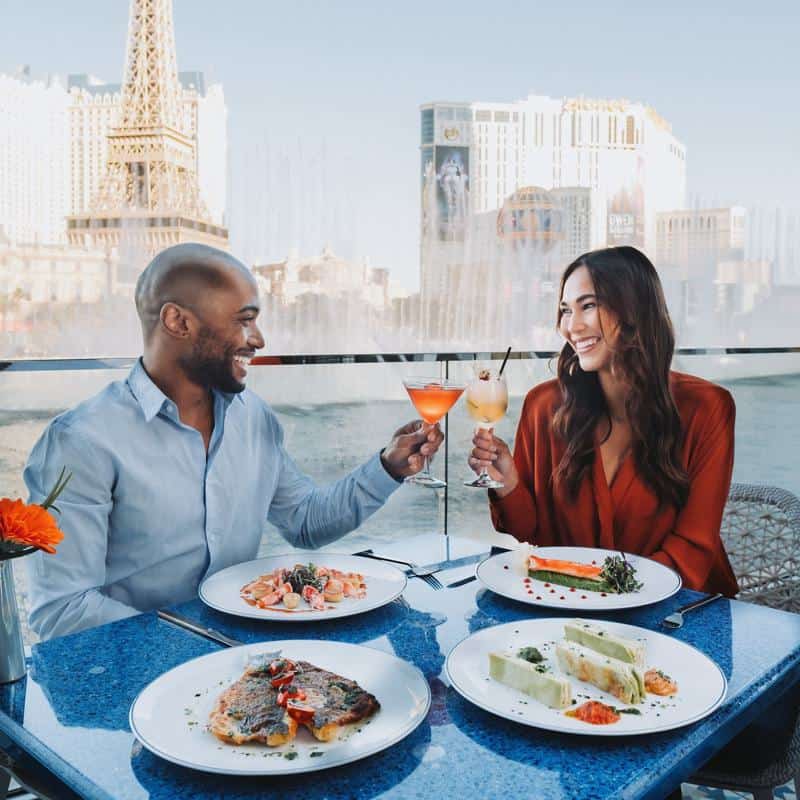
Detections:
380,420,444,480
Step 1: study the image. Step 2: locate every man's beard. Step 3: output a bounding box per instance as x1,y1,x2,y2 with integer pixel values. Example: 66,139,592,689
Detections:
180,326,245,394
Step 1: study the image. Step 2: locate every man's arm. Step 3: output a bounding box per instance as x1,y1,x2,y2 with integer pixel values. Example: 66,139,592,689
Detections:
23,419,139,640
265,413,435,549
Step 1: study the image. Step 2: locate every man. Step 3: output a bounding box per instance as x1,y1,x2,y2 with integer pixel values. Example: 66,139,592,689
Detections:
24,244,443,640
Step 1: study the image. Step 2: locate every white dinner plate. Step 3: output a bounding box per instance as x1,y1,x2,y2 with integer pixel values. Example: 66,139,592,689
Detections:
199,553,407,622
477,546,681,611
446,618,726,736
130,639,431,775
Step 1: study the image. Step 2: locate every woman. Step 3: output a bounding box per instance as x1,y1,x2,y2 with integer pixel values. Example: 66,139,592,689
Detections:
471,246,738,595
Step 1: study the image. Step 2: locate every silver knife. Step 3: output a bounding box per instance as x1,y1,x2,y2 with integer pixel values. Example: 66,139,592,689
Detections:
157,609,244,648
447,573,478,588
411,551,494,575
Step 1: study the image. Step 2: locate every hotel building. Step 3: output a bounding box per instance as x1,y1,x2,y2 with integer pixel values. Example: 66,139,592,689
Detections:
0,68,70,245
420,93,686,254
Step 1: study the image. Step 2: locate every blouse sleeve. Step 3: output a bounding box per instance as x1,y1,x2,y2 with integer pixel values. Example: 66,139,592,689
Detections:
649,389,736,590
489,391,540,543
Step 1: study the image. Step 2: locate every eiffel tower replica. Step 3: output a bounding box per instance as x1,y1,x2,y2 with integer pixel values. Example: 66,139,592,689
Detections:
67,0,228,282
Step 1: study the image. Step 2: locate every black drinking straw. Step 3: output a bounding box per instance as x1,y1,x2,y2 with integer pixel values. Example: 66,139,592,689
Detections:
498,346,512,376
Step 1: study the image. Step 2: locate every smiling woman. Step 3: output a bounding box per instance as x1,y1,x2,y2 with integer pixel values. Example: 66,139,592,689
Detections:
471,246,739,596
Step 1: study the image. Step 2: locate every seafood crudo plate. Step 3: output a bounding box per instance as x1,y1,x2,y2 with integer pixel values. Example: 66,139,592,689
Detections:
199,554,407,622
130,640,430,775
240,562,367,612
476,545,681,611
447,618,726,736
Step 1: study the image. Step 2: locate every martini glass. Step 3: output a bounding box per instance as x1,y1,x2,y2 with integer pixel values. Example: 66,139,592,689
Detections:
402,377,465,489
464,368,508,489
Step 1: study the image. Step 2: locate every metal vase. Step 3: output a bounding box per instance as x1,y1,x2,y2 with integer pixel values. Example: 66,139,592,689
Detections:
0,557,26,683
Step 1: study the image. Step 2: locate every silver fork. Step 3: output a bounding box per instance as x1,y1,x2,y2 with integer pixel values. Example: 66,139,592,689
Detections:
353,549,444,590
661,593,724,629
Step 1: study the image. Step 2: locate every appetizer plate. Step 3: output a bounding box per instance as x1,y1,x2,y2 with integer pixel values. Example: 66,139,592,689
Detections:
130,639,431,775
199,553,407,622
446,618,726,736
477,546,681,611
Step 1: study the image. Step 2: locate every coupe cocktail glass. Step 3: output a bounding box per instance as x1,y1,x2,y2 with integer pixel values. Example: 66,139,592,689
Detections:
402,377,465,489
464,369,508,489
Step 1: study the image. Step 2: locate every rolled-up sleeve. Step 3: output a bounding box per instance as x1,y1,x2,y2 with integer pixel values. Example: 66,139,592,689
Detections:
23,419,139,640
265,413,400,549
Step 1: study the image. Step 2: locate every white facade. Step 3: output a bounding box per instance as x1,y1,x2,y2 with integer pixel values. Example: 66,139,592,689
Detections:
420,94,687,254
550,186,593,263
0,235,109,305
194,82,228,226
67,72,228,225
254,246,390,310
656,206,747,270
0,70,70,245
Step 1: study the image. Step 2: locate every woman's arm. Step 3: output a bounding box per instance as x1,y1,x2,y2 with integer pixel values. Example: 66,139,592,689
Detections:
648,390,736,592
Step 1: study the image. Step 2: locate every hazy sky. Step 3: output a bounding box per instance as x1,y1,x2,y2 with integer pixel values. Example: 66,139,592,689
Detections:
3,0,798,289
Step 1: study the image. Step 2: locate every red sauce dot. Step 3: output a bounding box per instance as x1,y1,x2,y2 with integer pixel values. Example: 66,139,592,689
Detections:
503,565,510,570
523,578,531,583
527,589,533,594
543,583,550,587
569,587,576,592
591,560,597,565
549,589,556,593
560,596,565,600
535,596,542,600
581,595,587,599
600,592,607,597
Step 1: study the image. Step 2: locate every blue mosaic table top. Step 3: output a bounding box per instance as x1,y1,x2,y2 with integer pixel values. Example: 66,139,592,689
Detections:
2,534,800,800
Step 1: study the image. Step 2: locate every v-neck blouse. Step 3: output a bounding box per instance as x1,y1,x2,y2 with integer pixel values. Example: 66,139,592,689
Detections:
490,372,738,596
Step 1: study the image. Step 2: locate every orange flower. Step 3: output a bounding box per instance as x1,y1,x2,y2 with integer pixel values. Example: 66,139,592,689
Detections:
0,498,65,555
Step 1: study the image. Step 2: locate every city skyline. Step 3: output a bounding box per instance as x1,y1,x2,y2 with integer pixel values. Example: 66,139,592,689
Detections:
2,0,798,290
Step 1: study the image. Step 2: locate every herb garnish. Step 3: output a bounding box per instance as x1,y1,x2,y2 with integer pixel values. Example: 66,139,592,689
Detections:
516,646,544,664
600,554,643,594
286,564,323,594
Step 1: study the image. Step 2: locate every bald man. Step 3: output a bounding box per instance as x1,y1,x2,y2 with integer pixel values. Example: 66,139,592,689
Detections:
23,244,443,640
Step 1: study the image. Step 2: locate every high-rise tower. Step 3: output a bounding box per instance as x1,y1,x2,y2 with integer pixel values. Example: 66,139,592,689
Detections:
67,0,227,272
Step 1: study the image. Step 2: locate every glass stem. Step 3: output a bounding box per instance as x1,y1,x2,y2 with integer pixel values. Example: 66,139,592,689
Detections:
421,454,432,477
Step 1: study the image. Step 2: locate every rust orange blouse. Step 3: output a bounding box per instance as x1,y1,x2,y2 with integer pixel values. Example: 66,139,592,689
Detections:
490,372,738,596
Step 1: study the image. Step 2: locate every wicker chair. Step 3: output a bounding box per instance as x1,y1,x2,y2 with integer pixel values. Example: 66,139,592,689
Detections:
687,482,800,800
721,483,800,613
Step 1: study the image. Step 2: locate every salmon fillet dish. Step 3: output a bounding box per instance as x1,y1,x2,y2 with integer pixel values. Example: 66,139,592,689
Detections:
209,654,380,746
527,552,643,594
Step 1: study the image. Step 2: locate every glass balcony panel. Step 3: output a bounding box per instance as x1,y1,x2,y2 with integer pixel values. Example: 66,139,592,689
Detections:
2,351,798,646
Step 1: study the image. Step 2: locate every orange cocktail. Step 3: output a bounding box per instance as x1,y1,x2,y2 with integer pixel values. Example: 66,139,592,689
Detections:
405,383,464,424
402,377,464,488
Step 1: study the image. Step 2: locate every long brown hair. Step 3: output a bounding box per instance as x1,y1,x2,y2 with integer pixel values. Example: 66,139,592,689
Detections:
552,246,689,509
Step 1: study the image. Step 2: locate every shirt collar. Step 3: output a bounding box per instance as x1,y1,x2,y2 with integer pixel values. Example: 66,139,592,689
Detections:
127,359,171,422
127,358,245,422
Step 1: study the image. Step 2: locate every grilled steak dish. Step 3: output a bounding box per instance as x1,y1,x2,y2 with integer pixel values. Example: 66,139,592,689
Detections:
210,655,379,746
209,662,297,746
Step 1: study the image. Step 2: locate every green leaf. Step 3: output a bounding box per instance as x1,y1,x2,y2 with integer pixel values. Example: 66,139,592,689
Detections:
40,467,73,512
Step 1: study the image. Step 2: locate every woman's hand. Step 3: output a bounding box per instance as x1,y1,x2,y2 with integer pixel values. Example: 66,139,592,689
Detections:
469,428,519,496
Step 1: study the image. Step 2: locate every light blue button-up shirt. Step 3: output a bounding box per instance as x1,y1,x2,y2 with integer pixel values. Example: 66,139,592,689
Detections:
23,360,400,640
